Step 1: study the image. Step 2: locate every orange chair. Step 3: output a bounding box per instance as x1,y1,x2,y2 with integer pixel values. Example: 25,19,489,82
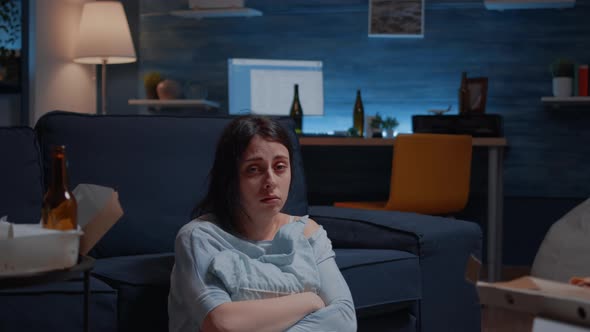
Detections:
334,133,472,215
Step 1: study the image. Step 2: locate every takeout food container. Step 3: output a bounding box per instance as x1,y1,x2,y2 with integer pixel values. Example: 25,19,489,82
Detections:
0,224,82,277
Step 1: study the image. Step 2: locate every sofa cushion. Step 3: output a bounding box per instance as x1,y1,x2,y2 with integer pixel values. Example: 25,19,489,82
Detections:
35,112,308,258
335,248,421,314
0,277,117,332
92,253,175,332
0,127,43,223
92,253,175,286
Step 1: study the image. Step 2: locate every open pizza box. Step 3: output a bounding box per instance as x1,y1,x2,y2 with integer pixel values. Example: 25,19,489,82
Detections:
477,276,590,329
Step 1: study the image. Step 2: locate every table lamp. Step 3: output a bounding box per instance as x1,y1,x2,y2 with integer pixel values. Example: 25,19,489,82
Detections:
74,1,136,115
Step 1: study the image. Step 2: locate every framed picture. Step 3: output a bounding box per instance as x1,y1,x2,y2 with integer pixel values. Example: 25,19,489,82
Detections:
463,77,489,114
368,0,425,38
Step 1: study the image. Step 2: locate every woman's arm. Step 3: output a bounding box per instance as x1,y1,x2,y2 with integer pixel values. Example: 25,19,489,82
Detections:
201,291,325,332
285,258,357,332
284,218,357,332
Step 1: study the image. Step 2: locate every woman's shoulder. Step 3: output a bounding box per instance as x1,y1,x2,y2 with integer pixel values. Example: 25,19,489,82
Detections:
291,215,320,239
178,215,224,238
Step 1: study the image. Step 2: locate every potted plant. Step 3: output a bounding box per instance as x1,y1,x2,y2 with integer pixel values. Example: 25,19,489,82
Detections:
347,127,360,137
382,116,399,138
143,72,163,99
550,58,575,98
369,113,383,138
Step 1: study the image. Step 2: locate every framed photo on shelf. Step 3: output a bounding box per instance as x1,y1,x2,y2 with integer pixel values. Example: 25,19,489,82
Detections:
368,0,425,38
462,77,489,114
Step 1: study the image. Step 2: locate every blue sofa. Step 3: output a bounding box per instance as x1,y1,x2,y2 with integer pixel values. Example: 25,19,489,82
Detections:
0,111,482,332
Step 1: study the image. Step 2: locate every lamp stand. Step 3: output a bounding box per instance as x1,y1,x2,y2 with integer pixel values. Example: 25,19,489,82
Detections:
101,59,107,115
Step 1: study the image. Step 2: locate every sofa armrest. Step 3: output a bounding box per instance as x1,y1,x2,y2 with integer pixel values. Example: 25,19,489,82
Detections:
309,205,482,332
309,206,481,257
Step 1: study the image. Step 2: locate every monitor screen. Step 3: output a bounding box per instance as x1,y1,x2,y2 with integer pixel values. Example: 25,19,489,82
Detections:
228,58,324,116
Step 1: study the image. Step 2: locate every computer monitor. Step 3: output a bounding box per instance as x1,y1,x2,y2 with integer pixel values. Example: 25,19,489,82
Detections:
228,58,324,116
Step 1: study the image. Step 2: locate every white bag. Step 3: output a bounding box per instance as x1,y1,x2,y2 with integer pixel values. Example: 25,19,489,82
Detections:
531,198,590,282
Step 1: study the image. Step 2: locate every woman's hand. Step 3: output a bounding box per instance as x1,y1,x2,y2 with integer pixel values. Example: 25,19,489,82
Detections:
304,292,326,311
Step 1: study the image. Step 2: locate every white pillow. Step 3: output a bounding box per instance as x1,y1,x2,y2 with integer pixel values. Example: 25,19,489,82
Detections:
531,197,590,282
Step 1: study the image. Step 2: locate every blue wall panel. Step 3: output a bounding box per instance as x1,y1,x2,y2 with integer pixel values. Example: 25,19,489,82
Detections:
138,0,590,199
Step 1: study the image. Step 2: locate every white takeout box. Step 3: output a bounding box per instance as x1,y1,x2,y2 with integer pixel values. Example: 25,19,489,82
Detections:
0,184,123,277
0,222,83,277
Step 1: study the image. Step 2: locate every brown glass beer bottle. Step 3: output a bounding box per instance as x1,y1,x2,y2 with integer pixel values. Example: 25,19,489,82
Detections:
42,145,78,230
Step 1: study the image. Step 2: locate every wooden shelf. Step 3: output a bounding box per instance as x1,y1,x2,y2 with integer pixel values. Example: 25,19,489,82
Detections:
541,96,590,106
484,0,575,10
170,7,262,18
128,99,220,109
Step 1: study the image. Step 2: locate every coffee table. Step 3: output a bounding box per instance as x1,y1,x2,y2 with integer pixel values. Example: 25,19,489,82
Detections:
0,256,95,332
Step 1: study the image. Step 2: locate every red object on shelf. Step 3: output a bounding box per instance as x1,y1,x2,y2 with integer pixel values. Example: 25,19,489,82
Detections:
578,65,588,96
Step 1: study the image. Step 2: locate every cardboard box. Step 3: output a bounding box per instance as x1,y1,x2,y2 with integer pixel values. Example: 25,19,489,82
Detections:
477,276,590,330
73,184,124,255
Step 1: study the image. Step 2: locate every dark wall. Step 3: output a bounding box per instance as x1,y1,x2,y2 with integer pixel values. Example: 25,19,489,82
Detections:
126,0,590,265
138,0,590,198
103,0,140,116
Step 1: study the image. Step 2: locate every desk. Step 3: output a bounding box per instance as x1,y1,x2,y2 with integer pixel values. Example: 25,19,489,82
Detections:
299,136,508,282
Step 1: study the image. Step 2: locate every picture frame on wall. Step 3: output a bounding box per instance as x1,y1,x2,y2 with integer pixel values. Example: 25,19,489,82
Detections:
461,77,489,114
368,0,425,38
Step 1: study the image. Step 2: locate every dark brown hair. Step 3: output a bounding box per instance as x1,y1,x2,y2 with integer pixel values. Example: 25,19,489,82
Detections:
194,115,294,233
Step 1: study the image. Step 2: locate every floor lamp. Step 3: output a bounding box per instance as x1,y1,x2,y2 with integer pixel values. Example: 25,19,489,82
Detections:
74,1,136,115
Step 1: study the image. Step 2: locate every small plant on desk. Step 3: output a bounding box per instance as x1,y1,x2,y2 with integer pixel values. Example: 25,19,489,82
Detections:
382,116,399,138
369,113,383,138
347,127,360,137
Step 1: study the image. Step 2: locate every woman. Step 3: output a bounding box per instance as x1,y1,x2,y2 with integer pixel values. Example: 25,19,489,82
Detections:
168,116,356,332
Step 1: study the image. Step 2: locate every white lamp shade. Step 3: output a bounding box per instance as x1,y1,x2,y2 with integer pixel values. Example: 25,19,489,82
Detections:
74,1,136,64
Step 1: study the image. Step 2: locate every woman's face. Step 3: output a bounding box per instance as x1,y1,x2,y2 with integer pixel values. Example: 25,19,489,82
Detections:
238,135,291,219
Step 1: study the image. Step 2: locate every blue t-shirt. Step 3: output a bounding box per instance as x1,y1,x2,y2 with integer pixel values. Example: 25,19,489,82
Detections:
168,215,356,332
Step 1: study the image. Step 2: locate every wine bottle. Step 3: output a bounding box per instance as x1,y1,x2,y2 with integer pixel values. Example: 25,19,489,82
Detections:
42,145,78,230
353,89,365,137
458,72,469,115
289,84,303,134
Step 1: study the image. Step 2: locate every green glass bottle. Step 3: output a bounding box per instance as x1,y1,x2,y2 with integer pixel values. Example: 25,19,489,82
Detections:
353,89,365,137
289,84,303,134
